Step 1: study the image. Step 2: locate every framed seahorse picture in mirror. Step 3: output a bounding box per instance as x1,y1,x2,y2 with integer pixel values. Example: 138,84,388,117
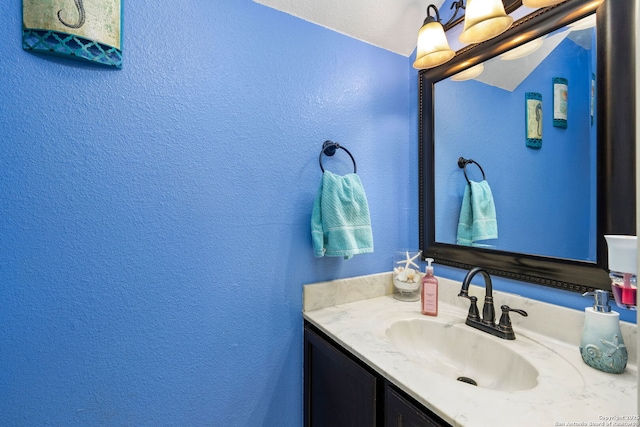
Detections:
525,92,543,148
22,0,123,68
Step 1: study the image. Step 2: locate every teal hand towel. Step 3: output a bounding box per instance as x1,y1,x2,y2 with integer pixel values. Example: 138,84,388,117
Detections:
311,171,374,259
456,180,498,246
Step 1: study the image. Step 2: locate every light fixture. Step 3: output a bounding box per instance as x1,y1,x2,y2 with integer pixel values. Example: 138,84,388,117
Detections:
413,1,517,70
459,0,514,44
413,5,455,70
451,63,484,81
499,37,545,60
522,0,565,7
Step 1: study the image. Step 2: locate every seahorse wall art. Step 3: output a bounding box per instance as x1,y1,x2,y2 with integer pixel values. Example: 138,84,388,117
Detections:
22,0,123,68
57,0,86,29
525,92,543,149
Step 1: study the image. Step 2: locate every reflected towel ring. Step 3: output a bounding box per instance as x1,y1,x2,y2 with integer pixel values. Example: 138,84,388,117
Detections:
319,140,357,173
458,157,486,184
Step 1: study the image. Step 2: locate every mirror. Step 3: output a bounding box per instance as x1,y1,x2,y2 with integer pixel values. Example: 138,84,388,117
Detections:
435,14,597,261
419,0,636,293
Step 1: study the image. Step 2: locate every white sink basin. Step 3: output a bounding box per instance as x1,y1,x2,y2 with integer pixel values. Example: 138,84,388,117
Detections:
386,318,539,391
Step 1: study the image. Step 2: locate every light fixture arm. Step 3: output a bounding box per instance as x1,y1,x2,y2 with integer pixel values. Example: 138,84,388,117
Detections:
444,0,466,28
422,2,465,27
423,4,441,25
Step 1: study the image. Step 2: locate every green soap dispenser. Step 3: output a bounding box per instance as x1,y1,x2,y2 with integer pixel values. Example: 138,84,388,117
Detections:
580,290,628,374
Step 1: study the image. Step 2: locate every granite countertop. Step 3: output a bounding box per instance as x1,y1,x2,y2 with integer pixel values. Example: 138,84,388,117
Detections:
303,273,638,427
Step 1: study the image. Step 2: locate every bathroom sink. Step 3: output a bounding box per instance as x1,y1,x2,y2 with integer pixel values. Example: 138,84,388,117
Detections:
386,318,539,392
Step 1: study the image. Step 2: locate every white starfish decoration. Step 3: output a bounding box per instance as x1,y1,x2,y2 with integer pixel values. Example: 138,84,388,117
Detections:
601,334,627,356
396,251,421,271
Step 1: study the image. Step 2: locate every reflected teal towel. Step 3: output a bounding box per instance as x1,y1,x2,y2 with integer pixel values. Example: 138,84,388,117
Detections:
456,180,498,246
311,171,374,259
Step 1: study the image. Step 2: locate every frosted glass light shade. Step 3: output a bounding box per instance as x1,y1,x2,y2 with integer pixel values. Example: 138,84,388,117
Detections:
500,37,544,60
522,0,565,7
413,21,455,69
451,63,484,81
459,0,514,44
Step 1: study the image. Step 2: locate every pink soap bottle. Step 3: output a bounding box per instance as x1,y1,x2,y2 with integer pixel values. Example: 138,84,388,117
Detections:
421,258,438,316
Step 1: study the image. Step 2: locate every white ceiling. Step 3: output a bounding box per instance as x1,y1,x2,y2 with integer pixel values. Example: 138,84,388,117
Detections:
253,0,443,57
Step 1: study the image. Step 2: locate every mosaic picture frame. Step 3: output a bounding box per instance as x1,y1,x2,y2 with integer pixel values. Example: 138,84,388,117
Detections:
22,0,122,68
553,77,568,128
525,92,543,149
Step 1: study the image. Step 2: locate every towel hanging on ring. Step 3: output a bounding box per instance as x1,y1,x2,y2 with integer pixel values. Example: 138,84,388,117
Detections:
456,157,497,246
311,141,373,259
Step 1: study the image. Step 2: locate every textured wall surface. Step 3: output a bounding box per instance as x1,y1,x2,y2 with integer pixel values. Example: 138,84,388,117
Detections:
0,1,634,426
0,1,415,425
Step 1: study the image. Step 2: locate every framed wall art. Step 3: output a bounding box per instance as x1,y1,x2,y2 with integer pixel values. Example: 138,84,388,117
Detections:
22,0,123,68
553,77,568,128
525,92,543,149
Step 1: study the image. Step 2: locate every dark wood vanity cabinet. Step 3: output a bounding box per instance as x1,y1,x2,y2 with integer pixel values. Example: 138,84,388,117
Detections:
304,321,450,427
304,322,378,426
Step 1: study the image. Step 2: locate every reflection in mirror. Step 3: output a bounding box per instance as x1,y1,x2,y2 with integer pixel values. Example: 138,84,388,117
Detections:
434,15,597,262
419,0,637,293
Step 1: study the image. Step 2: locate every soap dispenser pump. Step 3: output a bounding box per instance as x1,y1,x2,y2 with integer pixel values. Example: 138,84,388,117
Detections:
580,290,627,374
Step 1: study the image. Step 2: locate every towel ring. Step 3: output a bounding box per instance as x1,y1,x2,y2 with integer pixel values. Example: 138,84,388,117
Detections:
319,140,357,173
458,157,486,184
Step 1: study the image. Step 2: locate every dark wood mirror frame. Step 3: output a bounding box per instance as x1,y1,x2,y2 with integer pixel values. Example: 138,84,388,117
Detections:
419,0,636,293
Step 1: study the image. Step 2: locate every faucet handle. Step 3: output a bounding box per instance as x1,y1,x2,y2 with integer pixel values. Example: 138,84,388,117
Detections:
501,305,528,317
498,305,528,333
459,290,480,320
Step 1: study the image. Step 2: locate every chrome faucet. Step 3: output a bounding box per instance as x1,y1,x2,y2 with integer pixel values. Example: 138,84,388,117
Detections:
458,267,528,340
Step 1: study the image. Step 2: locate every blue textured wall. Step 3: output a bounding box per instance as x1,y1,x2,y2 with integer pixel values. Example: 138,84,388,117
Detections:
0,1,633,426
0,1,416,425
